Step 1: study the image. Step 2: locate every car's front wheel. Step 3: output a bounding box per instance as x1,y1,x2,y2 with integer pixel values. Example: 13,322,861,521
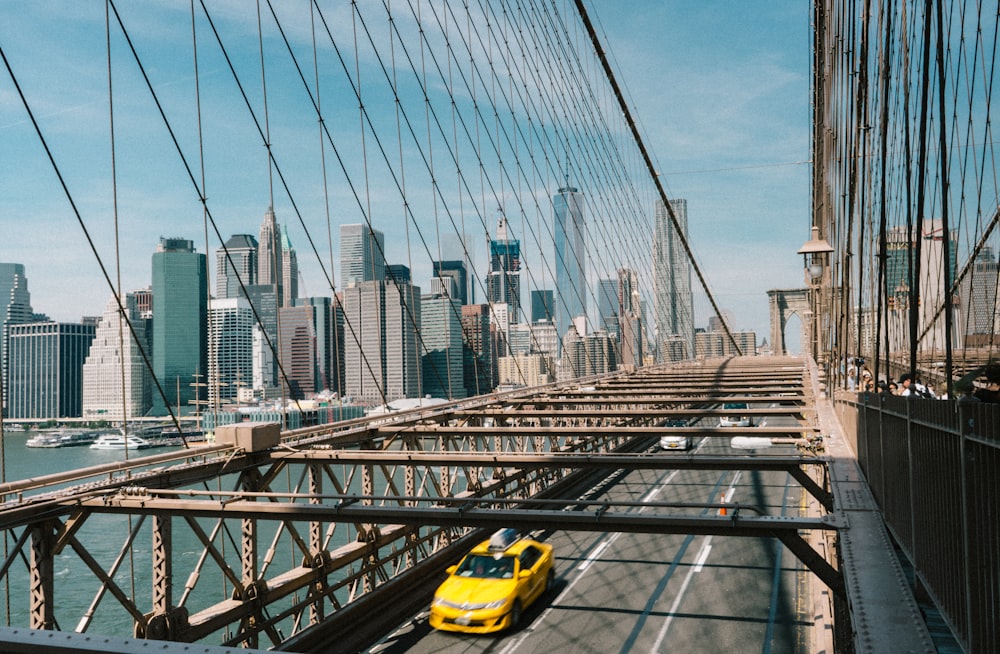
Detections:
545,569,555,593
508,600,522,630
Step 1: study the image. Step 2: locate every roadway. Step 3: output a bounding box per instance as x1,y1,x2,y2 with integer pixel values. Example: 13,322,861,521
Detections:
368,413,818,654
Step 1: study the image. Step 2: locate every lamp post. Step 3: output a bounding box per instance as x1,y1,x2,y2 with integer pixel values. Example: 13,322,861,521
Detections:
797,226,834,365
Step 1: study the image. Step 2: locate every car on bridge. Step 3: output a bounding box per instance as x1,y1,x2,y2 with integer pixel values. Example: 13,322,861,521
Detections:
659,419,691,450
429,528,555,634
719,402,753,427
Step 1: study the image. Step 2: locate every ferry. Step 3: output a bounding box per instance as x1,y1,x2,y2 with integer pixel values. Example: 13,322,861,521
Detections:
89,433,152,450
26,431,102,448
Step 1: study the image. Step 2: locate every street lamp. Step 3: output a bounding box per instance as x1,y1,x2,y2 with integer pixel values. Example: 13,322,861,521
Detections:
797,226,834,366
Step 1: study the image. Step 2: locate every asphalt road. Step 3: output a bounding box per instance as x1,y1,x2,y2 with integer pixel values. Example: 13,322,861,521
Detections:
368,416,816,654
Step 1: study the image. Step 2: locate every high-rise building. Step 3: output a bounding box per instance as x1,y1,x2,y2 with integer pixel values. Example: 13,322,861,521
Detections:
596,278,618,337
486,216,522,323
281,230,298,307
498,353,553,388
618,268,642,368
421,283,466,400
245,285,278,391
215,234,258,300
433,260,470,306
341,279,420,405
461,304,495,397
297,296,338,394
7,321,95,419
529,320,559,357
82,293,150,421
0,263,32,415
151,237,208,416
960,247,999,346
554,183,586,339
278,304,317,400
207,297,254,407
885,220,959,352
387,264,411,284
696,330,757,358
258,206,283,305
654,198,695,362
341,224,385,286
530,289,554,324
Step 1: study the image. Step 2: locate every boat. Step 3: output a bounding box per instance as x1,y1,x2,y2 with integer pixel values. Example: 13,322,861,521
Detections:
26,431,101,448
89,433,152,450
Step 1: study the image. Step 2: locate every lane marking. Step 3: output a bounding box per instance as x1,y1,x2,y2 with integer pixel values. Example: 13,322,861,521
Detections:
651,535,711,654
693,538,713,572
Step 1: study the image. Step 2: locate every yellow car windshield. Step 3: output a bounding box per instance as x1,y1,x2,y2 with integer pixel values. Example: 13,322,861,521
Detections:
456,554,515,579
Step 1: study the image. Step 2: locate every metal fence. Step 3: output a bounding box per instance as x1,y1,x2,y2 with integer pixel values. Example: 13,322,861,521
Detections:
835,393,1000,654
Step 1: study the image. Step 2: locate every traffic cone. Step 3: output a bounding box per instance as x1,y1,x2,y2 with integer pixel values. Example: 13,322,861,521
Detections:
718,494,727,516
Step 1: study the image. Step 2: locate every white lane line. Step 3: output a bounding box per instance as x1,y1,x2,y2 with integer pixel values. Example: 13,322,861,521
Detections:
578,540,611,571
693,538,713,572
650,534,712,654
501,468,684,654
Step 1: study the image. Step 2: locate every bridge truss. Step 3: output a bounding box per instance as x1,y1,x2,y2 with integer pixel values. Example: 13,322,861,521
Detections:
0,357,839,651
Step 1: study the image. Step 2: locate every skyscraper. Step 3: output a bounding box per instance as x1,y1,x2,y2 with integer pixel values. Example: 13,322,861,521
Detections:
486,215,522,323
278,303,317,400
82,293,150,421
151,237,208,416
653,198,694,361
433,260,470,306
7,321,95,419
341,279,420,405
554,183,586,339
461,304,495,397
530,289,554,324
207,297,254,406
597,278,618,336
0,263,32,415
215,234,258,300
618,267,642,368
258,206,283,305
341,224,385,286
281,230,298,307
421,281,466,400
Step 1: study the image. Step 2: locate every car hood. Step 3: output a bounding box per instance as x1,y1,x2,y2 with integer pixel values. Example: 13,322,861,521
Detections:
436,576,516,605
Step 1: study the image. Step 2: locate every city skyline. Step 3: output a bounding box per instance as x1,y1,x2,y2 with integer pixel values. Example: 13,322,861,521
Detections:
2,2,814,346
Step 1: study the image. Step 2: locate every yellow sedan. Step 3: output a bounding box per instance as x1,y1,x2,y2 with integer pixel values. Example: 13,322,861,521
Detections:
429,529,555,633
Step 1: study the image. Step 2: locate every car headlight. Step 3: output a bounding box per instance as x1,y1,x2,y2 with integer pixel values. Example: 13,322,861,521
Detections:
483,598,508,610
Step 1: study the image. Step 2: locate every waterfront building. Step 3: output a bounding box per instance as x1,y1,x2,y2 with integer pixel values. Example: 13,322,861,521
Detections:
341,279,420,405
654,198,695,361
82,293,150,421
433,260,469,306
486,216,522,323
151,237,208,416
0,263,33,415
421,282,466,400
215,234,258,300
7,321,95,419
554,182,586,339
341,224,385,285
207,297,254,407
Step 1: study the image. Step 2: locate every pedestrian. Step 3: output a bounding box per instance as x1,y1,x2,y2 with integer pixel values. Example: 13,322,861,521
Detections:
972,364,1000,403
898,372,933,398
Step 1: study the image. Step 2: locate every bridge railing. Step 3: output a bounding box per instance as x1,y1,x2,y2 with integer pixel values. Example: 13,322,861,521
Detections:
835,393,1000,654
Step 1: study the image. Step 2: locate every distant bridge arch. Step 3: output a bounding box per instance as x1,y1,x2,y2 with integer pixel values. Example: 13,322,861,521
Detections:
768,288,810,356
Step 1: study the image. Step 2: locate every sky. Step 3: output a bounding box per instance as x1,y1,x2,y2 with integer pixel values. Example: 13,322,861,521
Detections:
1,1,812,352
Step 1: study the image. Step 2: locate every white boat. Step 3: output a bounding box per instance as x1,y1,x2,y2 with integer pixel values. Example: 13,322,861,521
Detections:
89,434,151,450
26,431,101,448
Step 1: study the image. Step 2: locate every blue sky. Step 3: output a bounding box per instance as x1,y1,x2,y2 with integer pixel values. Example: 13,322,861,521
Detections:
1,1,812,351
